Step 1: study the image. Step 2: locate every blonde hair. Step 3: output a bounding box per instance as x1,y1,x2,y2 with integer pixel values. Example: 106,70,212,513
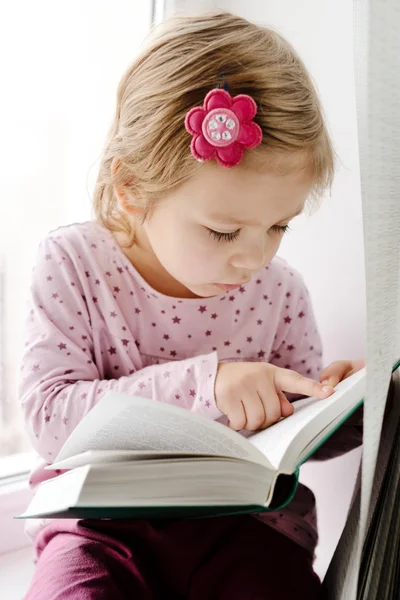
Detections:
93,11,336,242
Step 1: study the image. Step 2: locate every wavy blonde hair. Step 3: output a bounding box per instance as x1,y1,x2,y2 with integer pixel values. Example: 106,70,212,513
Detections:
93,11,336,243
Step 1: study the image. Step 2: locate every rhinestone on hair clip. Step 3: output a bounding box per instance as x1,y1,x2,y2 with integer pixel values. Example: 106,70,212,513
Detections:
184,88,262,168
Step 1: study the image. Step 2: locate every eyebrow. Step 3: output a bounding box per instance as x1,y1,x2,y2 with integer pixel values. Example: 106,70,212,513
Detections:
207,207,304,226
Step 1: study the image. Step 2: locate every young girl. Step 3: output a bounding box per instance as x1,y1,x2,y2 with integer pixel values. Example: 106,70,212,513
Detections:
19,11,364,600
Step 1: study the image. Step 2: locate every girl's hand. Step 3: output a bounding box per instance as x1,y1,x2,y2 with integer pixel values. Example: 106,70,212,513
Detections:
215,362,335,431
319,359,366,388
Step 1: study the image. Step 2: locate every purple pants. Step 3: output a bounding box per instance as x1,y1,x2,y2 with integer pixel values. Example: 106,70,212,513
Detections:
24,515,322,599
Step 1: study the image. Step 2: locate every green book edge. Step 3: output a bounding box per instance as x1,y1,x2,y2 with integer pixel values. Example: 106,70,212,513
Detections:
14,360,400,521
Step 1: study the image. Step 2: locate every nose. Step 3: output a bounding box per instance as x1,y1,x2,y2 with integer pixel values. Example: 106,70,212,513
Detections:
230,238,267,272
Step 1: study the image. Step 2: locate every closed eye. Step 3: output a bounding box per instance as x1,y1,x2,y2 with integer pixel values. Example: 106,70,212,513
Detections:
206,224,291,243
206,228,240,242
270,224,291,234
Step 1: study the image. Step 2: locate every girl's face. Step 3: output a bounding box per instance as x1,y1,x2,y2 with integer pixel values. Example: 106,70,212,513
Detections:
121,161,314,298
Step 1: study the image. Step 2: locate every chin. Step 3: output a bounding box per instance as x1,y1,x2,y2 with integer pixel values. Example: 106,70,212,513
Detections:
187,283,221,298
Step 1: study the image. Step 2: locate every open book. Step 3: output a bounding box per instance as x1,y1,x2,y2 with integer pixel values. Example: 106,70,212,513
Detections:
16,368,369,520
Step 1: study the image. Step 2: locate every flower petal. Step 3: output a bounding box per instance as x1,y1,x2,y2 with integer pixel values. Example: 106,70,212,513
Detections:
192,134,216,161
237,122,263,149
216,143,243,168
185,107,206,135
232,95,257,121
204,89,232,112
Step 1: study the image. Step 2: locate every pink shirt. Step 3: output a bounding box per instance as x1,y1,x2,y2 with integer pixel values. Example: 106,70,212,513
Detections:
19,221,363,556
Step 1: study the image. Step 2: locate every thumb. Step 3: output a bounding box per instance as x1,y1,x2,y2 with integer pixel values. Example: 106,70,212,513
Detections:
319,360,353,388
320,375,340,388
278,390,294,417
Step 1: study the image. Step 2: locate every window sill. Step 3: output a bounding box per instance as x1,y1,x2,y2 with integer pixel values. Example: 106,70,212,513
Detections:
0,450,38,481
0,545,35,599
0,452,37,555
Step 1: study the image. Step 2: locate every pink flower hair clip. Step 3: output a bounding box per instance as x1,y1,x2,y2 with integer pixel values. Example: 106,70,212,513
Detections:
184,88,262,168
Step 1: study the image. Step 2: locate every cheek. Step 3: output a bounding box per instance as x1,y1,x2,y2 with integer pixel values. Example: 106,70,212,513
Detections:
181,233,229,280
147,219,225,280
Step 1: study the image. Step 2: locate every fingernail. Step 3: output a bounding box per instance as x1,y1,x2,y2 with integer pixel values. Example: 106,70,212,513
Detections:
322,386,333,393
321,380,329,386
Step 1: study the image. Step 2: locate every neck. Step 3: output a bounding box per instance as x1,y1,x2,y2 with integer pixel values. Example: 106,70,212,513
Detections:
113,228,199,299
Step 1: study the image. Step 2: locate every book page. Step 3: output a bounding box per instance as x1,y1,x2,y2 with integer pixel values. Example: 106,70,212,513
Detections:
53,392,271,468
47,449,243,471
248,369,366,470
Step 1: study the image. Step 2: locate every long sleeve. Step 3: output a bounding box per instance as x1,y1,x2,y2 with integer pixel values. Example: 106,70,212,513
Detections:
268,276,324,387
19,236,222,463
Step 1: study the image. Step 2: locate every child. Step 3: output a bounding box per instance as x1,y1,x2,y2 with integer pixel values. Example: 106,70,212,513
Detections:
19,12,365,600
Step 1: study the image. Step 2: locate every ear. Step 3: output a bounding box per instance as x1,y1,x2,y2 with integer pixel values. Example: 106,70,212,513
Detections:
111,157,143,218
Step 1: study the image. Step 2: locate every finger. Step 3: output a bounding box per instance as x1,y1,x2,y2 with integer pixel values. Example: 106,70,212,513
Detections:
340,359,365,380
319,361,352,388
257,386,282,428
278,390,294,418
226,399,247,431
274,367,334,399
241,393,266,431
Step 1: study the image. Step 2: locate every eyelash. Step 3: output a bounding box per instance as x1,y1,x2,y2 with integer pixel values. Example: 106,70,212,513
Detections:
206,225,290,243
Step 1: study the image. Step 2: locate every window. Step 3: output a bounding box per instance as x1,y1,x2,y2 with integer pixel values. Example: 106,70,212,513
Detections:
0,1,154,472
